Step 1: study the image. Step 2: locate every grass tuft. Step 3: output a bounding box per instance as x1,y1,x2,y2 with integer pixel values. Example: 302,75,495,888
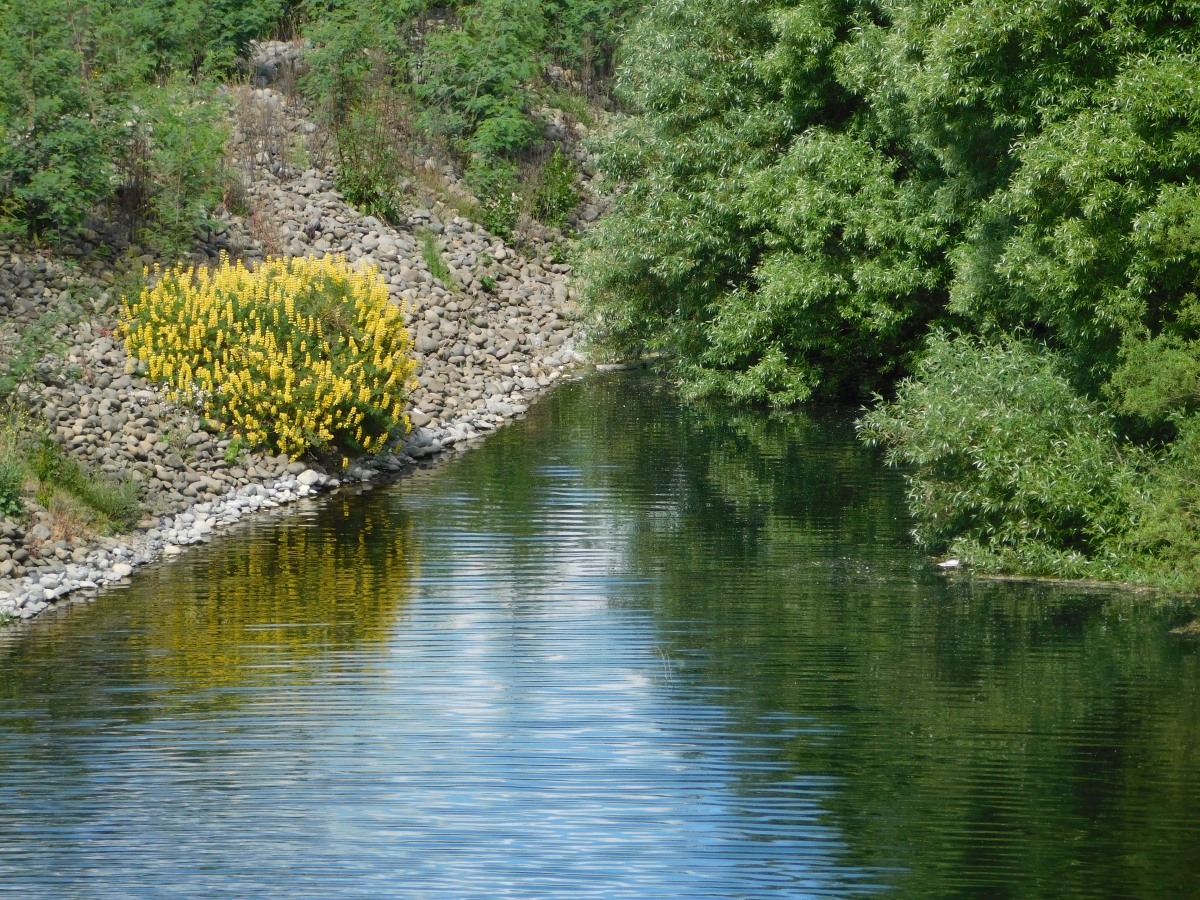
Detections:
30,438,142,531
417,228,455,286
0,413,142,533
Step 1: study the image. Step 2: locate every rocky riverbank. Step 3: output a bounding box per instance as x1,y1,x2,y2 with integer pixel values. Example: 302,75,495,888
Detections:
0,83,590,627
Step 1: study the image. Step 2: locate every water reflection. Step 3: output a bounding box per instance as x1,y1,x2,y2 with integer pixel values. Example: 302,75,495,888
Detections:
0,495,417,721
0,373,1197,899
140,492,420,692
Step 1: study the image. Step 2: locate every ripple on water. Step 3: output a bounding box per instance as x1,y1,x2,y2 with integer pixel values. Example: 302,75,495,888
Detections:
0,374,1198,899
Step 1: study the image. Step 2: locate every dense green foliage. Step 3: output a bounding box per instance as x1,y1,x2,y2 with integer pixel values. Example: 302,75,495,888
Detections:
580,0,951,403
0,0,618,240
583,0,1200,586
0,0,290,243
304,0,629,147
584,0,1200,402
300,0,634,232
858,334,1137,578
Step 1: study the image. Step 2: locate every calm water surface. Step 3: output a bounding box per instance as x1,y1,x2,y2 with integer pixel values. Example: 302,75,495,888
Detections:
1,374,1198,898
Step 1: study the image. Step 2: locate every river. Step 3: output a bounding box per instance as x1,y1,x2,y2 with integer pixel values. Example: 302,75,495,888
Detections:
1,373,1198,898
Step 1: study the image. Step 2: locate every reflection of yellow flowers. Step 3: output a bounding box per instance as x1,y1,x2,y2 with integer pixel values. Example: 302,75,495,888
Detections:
121,253,418,458
144,498,419,694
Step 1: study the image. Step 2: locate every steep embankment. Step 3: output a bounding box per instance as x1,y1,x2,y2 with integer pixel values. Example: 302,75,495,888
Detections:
0,78,594,626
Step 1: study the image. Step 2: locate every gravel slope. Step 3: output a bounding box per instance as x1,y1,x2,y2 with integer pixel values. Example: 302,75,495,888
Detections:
0,84,591,626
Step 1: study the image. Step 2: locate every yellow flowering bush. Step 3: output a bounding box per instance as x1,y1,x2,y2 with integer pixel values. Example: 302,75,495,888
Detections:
121,254,417,458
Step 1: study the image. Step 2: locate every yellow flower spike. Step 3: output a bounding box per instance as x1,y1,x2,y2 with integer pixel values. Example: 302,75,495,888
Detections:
119,253,413,459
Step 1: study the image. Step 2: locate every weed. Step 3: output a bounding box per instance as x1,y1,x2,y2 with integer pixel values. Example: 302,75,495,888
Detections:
222,167,253,217
0,435,23,518
533,145,578,229
46,493,89,543
232,83,303,185
331,89,421,226
224,436,245,465
417,229,454,285
539,88,597,129
30,438,142,531
464,156,522,237
287,138,311,174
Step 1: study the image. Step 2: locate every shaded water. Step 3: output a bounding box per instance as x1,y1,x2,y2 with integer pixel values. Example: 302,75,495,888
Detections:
1,374,1198,898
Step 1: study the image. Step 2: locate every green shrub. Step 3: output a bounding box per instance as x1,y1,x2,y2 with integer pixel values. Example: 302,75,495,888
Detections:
0,0,287,239
543,0,633,82
0,3,113,236
122,254,417,457
333,91,414,225
128,80,231,254
302,0,630,233
300,0,418,118
465,156,522,237
858,333,1136,578
533,145,578,229
411,0,544,154
1109,331,1200,424
1117,415,1200,591
335,148,406,225
306,0,548,159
